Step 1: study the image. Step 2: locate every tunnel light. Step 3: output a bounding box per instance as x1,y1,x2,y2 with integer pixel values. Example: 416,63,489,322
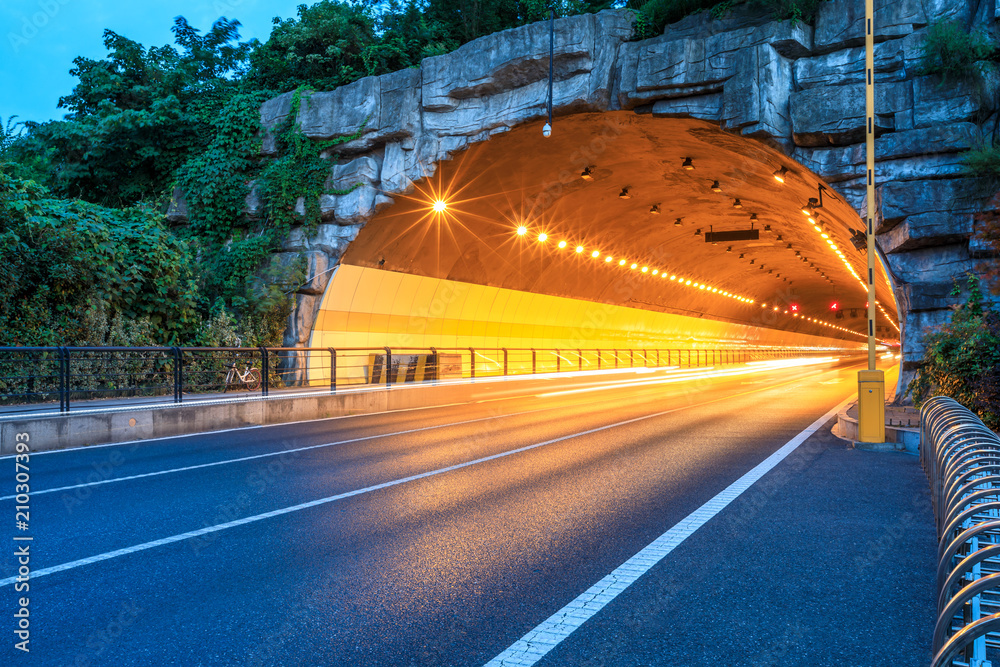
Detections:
694,228,702,236
581,166,594,181
726,246,732,253
591,250,600,258
537,233,548,242
619,259,627,266
821,233,829,239
773,166,788,183
661,273,668,278
670,275,676,280
558,240,568,248
433,200,447,212
830,244,838,250
776,235,783,241
685,279,692,285
576,245,585,254
630,263,638,270
712,287,718,292
641,266,649,273
674,218,683,227
619,187,631,199
650,204,660,214
682,157,694,170
605,255,613,262
710,181,722,193
732,198,743,209
652,269,659,275
516,225,528,236
699,284,706,290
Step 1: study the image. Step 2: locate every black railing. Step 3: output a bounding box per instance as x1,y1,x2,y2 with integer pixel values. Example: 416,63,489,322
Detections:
0,345,856,416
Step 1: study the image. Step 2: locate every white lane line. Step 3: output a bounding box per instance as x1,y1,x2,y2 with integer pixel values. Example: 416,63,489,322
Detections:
0,387,794,588
0,364,690,460
0,407,561,501
483,395,854,667
2,363,831,498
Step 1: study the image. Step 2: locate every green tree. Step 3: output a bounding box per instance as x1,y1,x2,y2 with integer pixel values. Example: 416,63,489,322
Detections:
15,17,255,207
248,1,379,92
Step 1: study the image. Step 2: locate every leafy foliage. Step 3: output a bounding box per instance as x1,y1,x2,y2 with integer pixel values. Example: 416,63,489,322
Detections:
919,20,998,82
908,274,1000,431
0,171,199,346
12,18,256,207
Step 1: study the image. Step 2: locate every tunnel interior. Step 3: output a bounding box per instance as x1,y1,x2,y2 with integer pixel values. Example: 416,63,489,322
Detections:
310,112,898,366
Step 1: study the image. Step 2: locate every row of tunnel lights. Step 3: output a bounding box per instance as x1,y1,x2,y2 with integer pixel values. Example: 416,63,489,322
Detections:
511,222,867,339
802,206,900,335
694,159,883,337
515,225,756,302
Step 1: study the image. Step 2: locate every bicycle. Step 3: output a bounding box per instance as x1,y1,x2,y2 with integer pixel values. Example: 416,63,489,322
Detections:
223,349,262,393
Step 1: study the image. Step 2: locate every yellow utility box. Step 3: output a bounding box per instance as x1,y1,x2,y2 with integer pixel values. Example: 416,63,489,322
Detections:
857,370,886,443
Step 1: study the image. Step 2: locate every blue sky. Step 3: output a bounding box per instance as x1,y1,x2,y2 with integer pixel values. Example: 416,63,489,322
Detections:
1,0,308,125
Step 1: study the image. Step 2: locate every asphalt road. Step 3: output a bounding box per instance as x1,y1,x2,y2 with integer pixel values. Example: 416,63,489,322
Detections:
0,356,927,666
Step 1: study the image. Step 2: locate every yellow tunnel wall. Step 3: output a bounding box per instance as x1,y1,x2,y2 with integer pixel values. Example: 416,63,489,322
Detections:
306,264,862,382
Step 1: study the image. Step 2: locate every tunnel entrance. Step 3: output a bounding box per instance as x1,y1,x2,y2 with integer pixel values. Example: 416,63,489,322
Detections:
308,112,898,374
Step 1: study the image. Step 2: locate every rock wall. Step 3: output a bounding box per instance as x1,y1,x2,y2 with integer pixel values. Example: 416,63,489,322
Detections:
172,0,1000,396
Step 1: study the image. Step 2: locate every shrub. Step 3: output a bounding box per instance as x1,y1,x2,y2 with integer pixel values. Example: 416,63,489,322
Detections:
908,274,1000,431
919,20,998,81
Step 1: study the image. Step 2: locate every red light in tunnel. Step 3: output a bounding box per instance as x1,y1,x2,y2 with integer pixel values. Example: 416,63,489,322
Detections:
790,304,798,312
830,302,839,311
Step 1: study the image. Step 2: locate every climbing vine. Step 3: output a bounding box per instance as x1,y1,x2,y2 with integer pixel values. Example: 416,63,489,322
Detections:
257,86,366,233
173,85,367,345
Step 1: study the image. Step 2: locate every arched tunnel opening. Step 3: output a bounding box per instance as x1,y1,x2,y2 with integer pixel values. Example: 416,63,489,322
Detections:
307,111,899,380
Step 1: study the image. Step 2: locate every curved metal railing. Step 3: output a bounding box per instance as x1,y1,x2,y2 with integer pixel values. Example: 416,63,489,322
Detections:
923,396,1000,667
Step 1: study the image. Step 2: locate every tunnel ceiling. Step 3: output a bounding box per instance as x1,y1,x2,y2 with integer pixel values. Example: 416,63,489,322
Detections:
342,112,898,343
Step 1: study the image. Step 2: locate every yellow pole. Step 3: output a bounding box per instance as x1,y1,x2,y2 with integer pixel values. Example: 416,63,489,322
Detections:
858,0,886,444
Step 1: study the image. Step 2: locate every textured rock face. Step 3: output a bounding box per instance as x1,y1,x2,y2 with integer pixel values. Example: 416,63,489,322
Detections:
171,3,997,397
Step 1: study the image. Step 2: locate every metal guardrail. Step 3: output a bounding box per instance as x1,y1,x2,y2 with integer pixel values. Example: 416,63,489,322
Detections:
0,345,850,416
922,396,1000,667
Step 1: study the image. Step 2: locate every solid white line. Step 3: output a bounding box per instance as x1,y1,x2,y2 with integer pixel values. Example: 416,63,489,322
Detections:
0,390,781,588
482,394,854,667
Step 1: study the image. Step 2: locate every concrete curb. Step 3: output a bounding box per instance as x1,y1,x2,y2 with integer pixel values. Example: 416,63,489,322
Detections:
832,400,920,454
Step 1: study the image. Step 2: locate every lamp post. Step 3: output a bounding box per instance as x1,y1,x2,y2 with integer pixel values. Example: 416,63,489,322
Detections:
858,0,886,444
